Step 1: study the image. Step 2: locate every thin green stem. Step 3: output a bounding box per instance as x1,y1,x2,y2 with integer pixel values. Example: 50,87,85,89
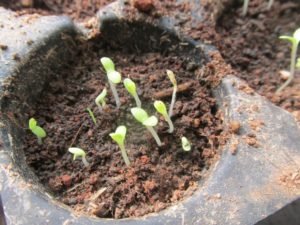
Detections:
165,115,174,133
108,80,120,108
267,0,274,10
133,94,142,108
146,126,162,146
276,42,298,93
168,86,177,117
120,144,130,166
86,108,97,125
242,0,249,16
37,137,42,145
82,156,89,167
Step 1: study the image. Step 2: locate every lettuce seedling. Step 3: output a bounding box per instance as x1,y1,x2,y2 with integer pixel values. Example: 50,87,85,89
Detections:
29,118,46,145
68,147,89,167
277,28,300,93
130,107,162,146
181,136,191,151
109,125,130,166
86,108,97,125
154,100,174,133
95,88,107,112
166,70,177,117
100,57,121,108
124,78,142,107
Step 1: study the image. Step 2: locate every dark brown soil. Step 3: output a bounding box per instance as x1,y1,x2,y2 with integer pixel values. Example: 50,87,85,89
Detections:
22,39,226,218
216,0,300,121
0,0,115,21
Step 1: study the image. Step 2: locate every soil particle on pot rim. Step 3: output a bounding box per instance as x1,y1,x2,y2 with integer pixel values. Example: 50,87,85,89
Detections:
20,38,227,218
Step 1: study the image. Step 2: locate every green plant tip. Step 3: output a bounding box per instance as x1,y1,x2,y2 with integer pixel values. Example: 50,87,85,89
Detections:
142,116,158,127
181,136,191,151
68,147,86,160
86,108,97,125
131,107,149,123
124,78,137,96
166,70,177,86
95,88,107,107
100,57,115,73
154,100,167,116
110,125,127,146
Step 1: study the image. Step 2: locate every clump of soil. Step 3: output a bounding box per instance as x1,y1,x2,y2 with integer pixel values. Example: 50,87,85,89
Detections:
0,0,115,21
216,0,300,121
22,39,226,218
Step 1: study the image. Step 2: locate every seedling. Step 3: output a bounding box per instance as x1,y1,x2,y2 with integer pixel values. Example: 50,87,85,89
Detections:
181,136,191,151
100,57,121,108
166,70,177,117
124,78,142,107
86,108,97,125
267,0,274,10
154,100,174,133
277,28,300,93
242,0,249,16
130,107,162,146
29,118,46,145
109,125,130,166
68,147,89,167
95,88,107,112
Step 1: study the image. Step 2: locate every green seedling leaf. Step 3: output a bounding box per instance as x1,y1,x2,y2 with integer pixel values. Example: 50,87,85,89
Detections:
100,57,115,73
110,125,126,146
107,71,121,84
143,116,158,127
33,126,46,138
131,107,149,123
154,100,167,116
181,136,191,151
86,108,97,125
166,70,177,87
68,147,86,160
279,36,296,44
95,88,107,107
293,28,300,41
124,78,136,96
29,117,47,140
29,118,37,130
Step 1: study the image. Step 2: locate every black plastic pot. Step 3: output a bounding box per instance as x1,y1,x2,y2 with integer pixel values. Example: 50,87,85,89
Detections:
0,1,299,225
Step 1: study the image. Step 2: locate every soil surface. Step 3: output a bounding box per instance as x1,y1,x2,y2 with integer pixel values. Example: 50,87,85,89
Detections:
0,0,115,21
216,0,300,121
22,39,226,218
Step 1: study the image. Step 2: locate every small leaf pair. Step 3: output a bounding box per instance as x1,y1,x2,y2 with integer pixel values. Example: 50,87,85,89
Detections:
29,118,46,145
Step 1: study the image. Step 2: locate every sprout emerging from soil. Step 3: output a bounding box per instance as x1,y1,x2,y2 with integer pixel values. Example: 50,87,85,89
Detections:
68,147,89,167
124,78,142,107
95,88,107,112
130,107,162,146
109,125,130,166
267,0,274,10
242,0,249,16
181,136,191,151
277,28,300,93
100,57,121,108
166,70,177,117
86,108,97,125
29,118,46,145
154,100,174,133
